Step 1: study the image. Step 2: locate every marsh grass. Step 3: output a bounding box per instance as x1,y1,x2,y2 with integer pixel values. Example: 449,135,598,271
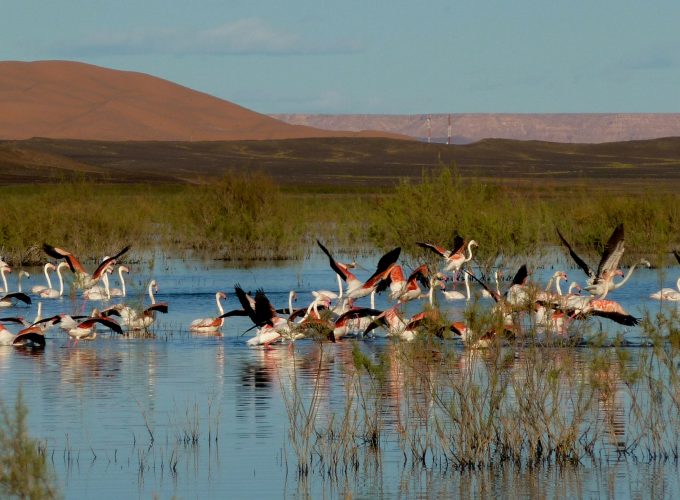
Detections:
2,169,679,265
282,304,680,483
0,388,60,499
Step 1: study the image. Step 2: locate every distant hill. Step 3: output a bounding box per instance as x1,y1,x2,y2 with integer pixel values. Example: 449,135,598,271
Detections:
3,136,680,189
0,60,403,141
272,113,680,143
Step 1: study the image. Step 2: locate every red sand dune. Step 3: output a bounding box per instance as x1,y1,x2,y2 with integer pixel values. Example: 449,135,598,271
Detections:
0,60,402,141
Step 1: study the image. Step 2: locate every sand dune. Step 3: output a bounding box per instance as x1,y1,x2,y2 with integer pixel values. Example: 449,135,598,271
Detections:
0,60,402,141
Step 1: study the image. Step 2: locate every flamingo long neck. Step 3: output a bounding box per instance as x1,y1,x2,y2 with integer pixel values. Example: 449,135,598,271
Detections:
567,282,579,294
18,272,27,293
34,302,42,324
370,290,375,310
103,273,111,299
216,293,225,316
464,272,471,300
43,264,54,290
337,275,343,299
544,276,555,292
119,268,127,296
148,282,156,304
494,271,500,295
429,281,435,306
555,277,564,296
464,242,475,263
289,291,295,314
611,262,643,290
0,268,8,293
56,265,65,296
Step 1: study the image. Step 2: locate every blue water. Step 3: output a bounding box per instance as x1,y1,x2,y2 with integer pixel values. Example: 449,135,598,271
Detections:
0,252,679,498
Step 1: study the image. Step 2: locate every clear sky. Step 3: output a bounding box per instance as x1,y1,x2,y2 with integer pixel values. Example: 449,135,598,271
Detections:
3,1,680,114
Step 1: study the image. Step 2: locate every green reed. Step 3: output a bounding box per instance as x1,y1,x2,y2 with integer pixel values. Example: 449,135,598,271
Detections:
0,168,679,264
282,302,680,479
0,388,60,499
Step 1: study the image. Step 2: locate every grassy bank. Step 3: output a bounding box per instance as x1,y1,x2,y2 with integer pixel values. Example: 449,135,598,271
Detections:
0,168,678,265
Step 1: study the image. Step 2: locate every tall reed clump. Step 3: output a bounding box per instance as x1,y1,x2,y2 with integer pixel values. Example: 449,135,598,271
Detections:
174,172,307,260
0,181,156,264
0,388,59,499
367,166,680,265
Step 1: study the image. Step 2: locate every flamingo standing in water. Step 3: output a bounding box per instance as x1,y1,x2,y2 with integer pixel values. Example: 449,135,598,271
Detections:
442,271,471,301
31,263,56,295
190,292,228,332
0,319,47,348
0,266,11,293
317,240,401,300
103,280,168,331
417,235,478,278
38,262,69,299
16,270,30,293
66,316,123,347
42,243,130,290
235,288,292,347
650,250,680,301
105,265,130,297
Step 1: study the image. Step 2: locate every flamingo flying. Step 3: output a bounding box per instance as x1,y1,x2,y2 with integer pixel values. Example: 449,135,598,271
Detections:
317,240,401,299
417,235,478,277
42,243,130,290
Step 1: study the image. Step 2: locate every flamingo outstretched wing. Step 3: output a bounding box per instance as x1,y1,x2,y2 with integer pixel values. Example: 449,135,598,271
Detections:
595,223,625,279
556,228,594,280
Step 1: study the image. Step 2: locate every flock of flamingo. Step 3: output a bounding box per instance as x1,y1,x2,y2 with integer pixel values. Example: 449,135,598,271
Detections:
0,222,676,350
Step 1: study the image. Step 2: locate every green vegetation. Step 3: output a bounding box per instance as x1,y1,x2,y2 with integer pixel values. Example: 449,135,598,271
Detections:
0,389,59,499
0,168,678,264
281,307,680,479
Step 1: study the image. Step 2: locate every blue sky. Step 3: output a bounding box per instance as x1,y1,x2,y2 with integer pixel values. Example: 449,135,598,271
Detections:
3,0,680,114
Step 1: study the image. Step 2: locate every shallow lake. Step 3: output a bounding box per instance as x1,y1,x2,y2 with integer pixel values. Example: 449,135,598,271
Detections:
1,252,680,498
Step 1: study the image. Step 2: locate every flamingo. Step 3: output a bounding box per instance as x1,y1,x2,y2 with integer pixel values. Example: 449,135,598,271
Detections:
650,277,680,301
66,317,123,347
0,266,10,293
0,291,31,308
0,322,46,348
317,240,401,299
361,306,450,341
442,271,470,301
42,243,130,290
105,265,129,297
31,263,56,294
557,224,650,298
449,322,501,349
82,275,111,301
103,280,167,331
568,297,639,326
16,270,30,293
417,235,478,277
38,262,69,299
190,292,228,332
384,264,432,303
504,264,531,308
122,280,168,331
1,267,31,295
235,288,292,347
650,250,680,301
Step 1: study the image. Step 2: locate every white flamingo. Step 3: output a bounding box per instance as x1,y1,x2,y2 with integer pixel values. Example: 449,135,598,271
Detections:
190,292,228,332
38,262,69,299
31,263,55,294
